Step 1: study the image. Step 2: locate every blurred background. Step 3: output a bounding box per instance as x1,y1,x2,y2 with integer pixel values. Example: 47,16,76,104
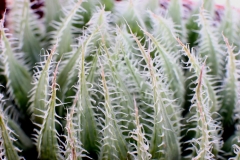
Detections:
1,0,240,20
197,0,240,7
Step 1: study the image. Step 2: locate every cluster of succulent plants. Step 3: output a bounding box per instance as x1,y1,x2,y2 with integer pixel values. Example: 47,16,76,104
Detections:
1,0,240,159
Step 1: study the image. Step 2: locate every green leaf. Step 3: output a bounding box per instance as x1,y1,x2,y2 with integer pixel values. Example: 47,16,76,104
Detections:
197,8,224,76
115,26,154,136
219,0,239,50
148,11,179,52
64,98,88,160
29,46,55,124
132,28,181,160
100,0,114,11
72,37,99,154
187,64,222,159
0,20,32,113
128,98,151,160
185,8,199,48
101,32,136,136
220,36,240,127
177,39,222,158
203,0,215,17
0,94,21,160
45,0,62,30
11,0,42,67
57,7,112,102
177,38,220,113
49,0,84,61
98,63,129,160
7,119,34,150
168,0,185,39
35,62,63,160
140,25,185,106
115,0,147,37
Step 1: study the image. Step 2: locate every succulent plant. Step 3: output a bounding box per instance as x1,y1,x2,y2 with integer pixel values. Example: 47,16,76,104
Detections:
1,0,240,159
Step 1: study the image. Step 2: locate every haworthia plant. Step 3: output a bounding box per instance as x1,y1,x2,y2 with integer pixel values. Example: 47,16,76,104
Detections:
1,0,240,159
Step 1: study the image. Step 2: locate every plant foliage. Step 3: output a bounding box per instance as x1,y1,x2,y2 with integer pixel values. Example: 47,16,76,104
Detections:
0,0,240,159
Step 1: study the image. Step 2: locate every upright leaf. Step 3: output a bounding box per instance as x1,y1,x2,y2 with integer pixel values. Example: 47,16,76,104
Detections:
219,0,239,50
98,63,129,160
220,36,240,128
100,33,136,136
128,98,151,160
29,46,55,124
177,39,222,158
115,26,153,130
48,0,84,61
187,65,222,159
70,36,99,154
132,29,182,160
177,38,220,113
168,0,185,39
0,17,32,113
148,11,180,52
35,62,63,160
44,0,62,31
64,97,88,160
202,0,215,17
0,94,21,160
10,0,42,67
115,0,147,37
140,25,185,106
197,8,224,76
57,7,112,101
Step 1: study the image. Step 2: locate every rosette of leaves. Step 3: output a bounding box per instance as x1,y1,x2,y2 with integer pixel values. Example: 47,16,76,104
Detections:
1,0,240,159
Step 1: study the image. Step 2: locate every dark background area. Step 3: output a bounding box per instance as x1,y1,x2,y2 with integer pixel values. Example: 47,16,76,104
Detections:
0,0,44,20
0,0,6,19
